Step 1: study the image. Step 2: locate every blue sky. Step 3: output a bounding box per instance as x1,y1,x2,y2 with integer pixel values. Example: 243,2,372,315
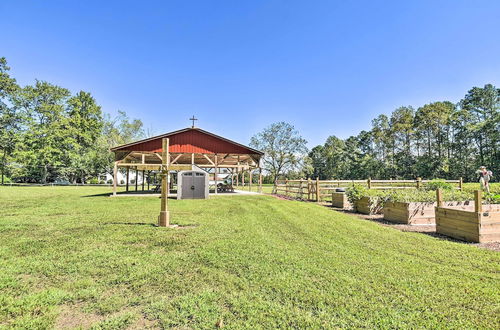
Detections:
2,1,500,147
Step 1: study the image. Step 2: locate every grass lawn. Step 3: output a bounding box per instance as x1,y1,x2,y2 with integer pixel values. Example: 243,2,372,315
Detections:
0,187,499,329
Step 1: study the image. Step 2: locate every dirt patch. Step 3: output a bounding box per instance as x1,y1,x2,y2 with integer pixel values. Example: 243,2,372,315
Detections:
54,304,103,329
55,304,159,329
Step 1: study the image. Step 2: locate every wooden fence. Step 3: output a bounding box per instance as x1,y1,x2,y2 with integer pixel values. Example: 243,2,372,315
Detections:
274,178,463,202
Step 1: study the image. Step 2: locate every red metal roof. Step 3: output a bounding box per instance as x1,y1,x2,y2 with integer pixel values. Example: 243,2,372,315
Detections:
111,128,263,155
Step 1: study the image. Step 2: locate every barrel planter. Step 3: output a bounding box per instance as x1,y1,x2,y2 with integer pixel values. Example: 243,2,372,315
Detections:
435,204,500,243
383,201,474,225
332,192,350,209
354,196,382,215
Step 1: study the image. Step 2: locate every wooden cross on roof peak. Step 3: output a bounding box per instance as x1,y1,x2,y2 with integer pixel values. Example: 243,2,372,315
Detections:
189,116,198,128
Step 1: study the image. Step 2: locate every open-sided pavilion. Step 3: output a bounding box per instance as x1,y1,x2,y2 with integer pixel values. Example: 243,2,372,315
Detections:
110,127,264,196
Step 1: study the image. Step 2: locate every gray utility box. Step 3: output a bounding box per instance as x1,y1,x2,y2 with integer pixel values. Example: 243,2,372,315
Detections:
177,170,209,200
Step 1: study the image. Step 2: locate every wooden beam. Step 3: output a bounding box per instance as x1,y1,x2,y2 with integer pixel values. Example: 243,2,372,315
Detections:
112,161,118,196
126,167,130,192
259,168,262,193
142,170,145,191
159,138,170,227
135,166,138,192
214,154,218,194
436,189,443,207
171,154,182,164
474,190,482,213
203,154,215,166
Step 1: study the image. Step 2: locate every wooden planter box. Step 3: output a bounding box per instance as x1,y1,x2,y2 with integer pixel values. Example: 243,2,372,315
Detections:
355,196,382,215
332,192,350,209
383,201,473,225
435,204,500,243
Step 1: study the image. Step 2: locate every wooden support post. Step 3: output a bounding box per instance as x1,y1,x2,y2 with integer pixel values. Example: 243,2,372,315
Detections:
126,167,129,192
214,154,218,194
459,177,463,191
191,153,195,165
142,170,145,191
135,166,138,192
285,179,288,195
147,171,150,190
316,177,320,202
242,169,245,187
249,170,252,191
112,161,118,196
416,177,422,189
299,179,303,199
367,177,372,189
159,138,170,227
258,168,262,193
474,190,482,213
436,189,443,207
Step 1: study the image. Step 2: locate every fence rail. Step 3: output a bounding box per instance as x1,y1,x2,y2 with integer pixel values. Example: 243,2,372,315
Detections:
274,178,463,202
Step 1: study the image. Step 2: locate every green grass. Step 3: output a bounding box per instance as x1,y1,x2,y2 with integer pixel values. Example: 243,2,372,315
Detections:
0,186,499,329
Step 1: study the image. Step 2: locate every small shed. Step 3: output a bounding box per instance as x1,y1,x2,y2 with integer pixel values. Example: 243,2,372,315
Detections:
177,170,209,199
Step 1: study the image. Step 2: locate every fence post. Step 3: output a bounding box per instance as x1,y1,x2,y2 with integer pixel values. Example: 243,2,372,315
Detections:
416,177,422,189
285,179,288,195
459,177,463,191
367,177,372,189
316,177,320,202
436,189,443,207
308,178,311,200
474,190,482,213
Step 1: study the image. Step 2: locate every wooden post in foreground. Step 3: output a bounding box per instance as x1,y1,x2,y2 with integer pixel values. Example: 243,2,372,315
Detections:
416,177,422,189
459,177,463,191
159,138,170,227
436,189,443,207
316,177,320,202
367,177,372,189
112,161,118,196
474,190,482,213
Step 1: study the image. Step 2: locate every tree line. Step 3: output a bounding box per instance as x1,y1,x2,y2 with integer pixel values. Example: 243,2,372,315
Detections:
307,85,499,182
2,56,498,184
0,57,146,184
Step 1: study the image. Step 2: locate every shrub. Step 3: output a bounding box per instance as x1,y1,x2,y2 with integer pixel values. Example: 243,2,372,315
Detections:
1,176,13,184
88,178,99,184
385,189,472,203
425,179,453,191
485,193,500,204
106,179,113,184
120,180,125,185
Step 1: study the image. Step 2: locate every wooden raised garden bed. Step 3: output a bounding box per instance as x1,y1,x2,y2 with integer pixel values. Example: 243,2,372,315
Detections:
355,196,382,215
435,191,500,243
383,201,473,225
331,192,350,209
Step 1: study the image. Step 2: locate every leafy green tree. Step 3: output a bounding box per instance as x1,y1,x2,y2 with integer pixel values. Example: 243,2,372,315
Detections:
15,81,71,183
64,91,104,183
0,57,20,184
250,122,308,186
